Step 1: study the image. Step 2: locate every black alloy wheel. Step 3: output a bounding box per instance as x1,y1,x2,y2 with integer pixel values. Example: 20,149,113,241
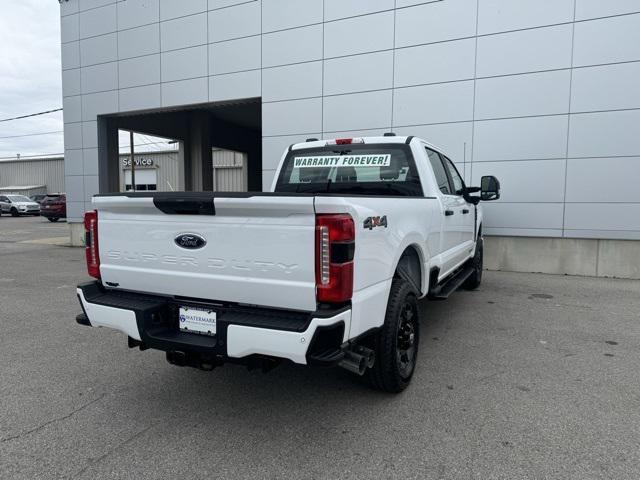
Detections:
367,279,420,393
396,299,419,379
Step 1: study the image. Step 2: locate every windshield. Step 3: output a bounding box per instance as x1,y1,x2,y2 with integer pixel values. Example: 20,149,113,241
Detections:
275,144,423,196
7,195,32,203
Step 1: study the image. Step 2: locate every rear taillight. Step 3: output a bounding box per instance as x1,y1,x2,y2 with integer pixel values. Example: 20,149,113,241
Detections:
316,214,355,304
84,210,101,279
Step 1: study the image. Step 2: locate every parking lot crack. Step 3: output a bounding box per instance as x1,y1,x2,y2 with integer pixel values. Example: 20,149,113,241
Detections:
70,424,155,479
0,394,105,444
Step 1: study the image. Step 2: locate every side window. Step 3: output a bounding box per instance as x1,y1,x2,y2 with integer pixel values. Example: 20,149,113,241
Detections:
443,156,465,195
425,148,452,195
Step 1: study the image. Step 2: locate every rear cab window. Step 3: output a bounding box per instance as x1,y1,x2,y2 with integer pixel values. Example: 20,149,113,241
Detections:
43,194,61,204
275,143,423,196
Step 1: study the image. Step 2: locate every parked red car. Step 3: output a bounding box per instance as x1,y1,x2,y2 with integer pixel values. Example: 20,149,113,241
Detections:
40,193,66,222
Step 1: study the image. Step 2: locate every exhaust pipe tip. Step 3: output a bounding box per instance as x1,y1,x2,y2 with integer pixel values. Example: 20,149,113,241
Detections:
338,351,367,376
365,350,374,368
338,344,376,375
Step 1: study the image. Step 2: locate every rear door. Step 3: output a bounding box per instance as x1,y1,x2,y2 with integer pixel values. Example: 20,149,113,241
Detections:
94,194,318,312
425,148,465,274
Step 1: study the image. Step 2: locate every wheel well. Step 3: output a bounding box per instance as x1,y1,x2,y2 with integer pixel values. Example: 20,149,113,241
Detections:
394,246,423,295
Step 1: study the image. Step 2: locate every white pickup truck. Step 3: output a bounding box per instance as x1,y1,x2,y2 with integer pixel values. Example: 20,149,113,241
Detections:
76,135,500,392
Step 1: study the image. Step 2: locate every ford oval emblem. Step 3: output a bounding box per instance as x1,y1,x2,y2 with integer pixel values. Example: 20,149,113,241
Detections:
175,233,207,250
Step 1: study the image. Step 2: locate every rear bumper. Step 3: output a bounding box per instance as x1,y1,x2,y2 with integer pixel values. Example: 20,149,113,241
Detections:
76,281,351,365
41,209,65,218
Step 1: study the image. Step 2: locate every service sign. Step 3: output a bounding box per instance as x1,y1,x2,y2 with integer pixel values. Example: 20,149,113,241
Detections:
122,157,154,167
293,154,391,168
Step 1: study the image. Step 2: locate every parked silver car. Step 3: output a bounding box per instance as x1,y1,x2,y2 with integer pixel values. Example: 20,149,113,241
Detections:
0,195,41,216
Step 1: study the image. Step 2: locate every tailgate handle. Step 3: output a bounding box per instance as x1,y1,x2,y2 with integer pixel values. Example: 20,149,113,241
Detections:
153,195,215,215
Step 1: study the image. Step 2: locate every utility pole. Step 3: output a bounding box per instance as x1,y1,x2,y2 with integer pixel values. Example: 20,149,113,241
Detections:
129,130,136,191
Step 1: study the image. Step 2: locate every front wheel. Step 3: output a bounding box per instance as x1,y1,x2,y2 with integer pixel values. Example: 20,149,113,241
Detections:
48,217,59,222
367,279,420,393
10,208,19,217
462,235,483,290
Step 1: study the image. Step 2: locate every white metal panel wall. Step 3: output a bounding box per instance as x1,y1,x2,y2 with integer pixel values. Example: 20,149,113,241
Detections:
61,0,640,240
212,150,247,192
0,157,65,193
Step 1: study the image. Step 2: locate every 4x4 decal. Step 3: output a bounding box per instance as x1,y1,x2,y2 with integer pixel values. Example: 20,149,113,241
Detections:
363,215,388,230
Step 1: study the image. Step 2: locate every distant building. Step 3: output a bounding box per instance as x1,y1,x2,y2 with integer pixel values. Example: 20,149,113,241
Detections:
0,150,246,196
0,156,64,194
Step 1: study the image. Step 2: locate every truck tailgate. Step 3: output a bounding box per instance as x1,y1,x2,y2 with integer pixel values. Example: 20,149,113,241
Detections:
94,194,317,311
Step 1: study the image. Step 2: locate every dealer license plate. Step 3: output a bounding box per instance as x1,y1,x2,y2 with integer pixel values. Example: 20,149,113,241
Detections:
179,306,217,336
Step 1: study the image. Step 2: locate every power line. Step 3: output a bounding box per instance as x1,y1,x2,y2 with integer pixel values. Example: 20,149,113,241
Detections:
119,140,178,150
0,108,63,123
140,134,158,144
0,130,63,140
0,138,176,161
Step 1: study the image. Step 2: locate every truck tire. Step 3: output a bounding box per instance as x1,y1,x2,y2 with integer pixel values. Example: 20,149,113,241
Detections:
462,235,483,290
367,278,420,393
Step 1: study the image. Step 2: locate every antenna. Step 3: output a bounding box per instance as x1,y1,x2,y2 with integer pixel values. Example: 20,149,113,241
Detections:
463,142,466,179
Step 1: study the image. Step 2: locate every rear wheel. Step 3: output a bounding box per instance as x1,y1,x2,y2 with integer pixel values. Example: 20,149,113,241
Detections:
367,278,420,393
462,235,483,290
48,217,59,222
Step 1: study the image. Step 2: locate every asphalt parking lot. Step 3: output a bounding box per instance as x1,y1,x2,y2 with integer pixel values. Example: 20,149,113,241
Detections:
1,216,639,479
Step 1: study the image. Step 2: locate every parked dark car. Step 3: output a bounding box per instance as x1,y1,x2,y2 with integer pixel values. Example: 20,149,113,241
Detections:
30,194,48,205
40,193,66,222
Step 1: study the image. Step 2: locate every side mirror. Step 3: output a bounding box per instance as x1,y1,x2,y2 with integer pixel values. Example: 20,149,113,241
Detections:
481,175,500,201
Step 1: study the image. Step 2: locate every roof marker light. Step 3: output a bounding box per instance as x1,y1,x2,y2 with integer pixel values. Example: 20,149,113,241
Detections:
326,138,365,146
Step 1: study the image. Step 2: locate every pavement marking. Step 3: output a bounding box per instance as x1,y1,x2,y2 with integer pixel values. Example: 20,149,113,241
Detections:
0,230,32,236
20,236,71,246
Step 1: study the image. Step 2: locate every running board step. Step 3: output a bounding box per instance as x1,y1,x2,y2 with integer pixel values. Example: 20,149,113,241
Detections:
307,348,345,366
428,265,474,300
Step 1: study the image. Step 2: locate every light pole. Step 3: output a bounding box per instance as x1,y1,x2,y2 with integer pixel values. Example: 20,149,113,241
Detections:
129,130,136,191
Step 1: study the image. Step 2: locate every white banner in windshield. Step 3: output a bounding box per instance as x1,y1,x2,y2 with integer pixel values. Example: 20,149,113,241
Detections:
293,154,391,168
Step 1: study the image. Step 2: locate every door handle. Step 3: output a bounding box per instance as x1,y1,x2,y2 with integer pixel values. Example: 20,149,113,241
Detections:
445,210,454,216
462,209,470,214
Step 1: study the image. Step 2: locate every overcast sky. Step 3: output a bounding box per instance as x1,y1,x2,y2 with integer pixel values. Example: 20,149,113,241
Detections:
0,2,173,161
0,1,63,159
